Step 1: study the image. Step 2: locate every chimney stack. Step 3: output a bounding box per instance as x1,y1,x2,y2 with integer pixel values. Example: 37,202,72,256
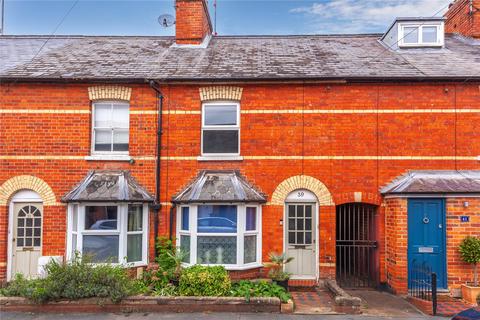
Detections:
175,0,213,45
445,0,480,38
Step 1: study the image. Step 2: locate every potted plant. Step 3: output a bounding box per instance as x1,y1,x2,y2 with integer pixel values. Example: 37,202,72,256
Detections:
265,252,294,291
459,236,480,305
166,249,188,287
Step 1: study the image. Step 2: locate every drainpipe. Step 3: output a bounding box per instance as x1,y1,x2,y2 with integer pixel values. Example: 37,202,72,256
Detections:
169,204,176,240
148,80,163,257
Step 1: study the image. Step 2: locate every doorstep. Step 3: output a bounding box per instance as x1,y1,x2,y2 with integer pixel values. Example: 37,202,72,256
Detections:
290,288,360,315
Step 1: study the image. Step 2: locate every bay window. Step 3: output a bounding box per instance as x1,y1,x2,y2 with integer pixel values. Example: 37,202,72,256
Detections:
177,204,261,269
67,203,148,266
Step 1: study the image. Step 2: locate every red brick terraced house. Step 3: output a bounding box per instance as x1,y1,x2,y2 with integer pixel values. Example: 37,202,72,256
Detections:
1,0,479,297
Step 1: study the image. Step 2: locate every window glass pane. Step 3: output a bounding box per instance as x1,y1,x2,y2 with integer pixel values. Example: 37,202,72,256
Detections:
296,232,304,244
297,205,304,217
305,218,312,231
181,207,189,231
305,205,312,217
197,236,236,264
127,234,143,262
244,235,256,264
180,235,190,263
94,129,112,152
82,235,119,263
296,219,304,230
288,205,295,217
71,234,77,258
403,26,419,44
112,129,129,152
288,218,295,230
94,104,111,127
246,207,256,231
204,105,237,125
305,232,312,244
112,104,129,128
197,205,237,233
72,204,78,232
128,205,143,231
202,130,239,154
85,206,118,230
288,232,295,244
422,26,437,43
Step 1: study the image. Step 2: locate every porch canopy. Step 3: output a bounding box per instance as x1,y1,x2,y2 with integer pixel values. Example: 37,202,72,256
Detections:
62,170,154,202
381,170,480,194
172,170,266,204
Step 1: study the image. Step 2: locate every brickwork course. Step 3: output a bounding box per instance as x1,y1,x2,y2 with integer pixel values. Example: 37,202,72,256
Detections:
0,0,480,299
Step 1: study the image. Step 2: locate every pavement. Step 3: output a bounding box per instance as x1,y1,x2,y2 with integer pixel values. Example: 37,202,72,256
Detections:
0,312,445,320
347,289,425,318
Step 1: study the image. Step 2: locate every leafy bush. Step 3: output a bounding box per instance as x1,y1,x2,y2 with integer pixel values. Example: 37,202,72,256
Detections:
179,265,231,296
0,254,134,303
230,280,291,303
459,236,480,286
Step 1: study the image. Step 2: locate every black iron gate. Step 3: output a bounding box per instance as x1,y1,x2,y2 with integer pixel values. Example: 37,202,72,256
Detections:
409,259,437,315
336,203,378,288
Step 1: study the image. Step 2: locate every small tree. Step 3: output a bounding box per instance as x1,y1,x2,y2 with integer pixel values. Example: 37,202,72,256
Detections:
459,236,480,287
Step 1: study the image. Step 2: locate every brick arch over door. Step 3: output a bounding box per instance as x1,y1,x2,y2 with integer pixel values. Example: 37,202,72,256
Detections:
270,175,334,206
0,175,57,206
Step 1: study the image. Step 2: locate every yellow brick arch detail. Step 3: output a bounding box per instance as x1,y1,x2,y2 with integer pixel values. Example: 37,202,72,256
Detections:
0,175,57,206
270,175,334,206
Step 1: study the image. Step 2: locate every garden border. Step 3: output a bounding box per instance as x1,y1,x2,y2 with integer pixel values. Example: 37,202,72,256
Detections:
0,295,290,313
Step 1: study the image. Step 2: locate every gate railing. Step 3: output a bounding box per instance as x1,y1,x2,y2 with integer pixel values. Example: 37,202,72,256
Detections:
409,259,437,316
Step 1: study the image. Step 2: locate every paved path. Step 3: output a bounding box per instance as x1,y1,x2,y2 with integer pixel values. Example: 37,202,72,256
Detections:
1,312,445,320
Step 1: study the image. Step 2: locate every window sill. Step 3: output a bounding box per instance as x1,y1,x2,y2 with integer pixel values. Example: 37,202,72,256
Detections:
85,155,132,162
197,155,244,162
181,262,263,271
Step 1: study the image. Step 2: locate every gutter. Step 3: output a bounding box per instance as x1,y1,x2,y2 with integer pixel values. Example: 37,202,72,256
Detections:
147,79,165,256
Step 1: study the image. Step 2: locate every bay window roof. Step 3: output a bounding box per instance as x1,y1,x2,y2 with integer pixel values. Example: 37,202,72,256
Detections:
62,170,154,202
172,170,266,204
381,170,480,194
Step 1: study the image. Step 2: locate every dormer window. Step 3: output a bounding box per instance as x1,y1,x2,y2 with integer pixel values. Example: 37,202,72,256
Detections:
398,23,444,47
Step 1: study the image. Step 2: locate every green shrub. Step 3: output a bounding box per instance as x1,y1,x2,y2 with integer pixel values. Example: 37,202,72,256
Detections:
179,265,231,296
1,254,134,303
230,280,291,303
459,236,480,286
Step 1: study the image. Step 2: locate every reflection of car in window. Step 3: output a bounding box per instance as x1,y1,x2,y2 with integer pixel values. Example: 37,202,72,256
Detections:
90,219,117,230
198,217,237,233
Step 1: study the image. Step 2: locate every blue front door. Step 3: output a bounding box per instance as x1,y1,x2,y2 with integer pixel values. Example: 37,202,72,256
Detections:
408,199,447,289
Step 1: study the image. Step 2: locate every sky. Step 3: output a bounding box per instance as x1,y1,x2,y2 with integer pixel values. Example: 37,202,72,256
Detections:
3,0,451,36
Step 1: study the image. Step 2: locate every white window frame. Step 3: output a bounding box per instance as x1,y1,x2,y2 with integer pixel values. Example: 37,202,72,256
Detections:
176,203,262,270
66,203,148,267
398,23,444,47
91,101,130,156
201,101,241,157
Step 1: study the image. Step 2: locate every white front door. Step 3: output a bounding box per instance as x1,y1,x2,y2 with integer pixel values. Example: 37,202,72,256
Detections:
11,203,43,278
285,203,316,278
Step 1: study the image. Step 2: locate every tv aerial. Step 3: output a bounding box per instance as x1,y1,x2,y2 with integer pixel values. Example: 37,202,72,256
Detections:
158,14,175,28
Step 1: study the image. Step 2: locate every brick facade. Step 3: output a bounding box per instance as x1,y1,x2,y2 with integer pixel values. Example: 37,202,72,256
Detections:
445,0,480,38
385,197,480,295
1,81,479,288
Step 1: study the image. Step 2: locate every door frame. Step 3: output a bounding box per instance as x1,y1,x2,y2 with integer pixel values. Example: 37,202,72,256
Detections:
407,198,447,290
283,189,319,280
7,190,43,281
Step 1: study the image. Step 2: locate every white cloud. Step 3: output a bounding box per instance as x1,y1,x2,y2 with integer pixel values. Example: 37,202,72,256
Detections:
290,0,451,34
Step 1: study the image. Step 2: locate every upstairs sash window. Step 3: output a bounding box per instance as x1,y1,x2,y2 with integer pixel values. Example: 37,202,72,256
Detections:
92,102,129,154
201,102,240,155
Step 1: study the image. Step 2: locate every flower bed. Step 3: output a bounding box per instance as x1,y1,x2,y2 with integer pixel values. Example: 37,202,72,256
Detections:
0,239,294,313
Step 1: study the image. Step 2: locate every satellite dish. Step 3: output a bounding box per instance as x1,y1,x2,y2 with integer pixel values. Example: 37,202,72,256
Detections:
158,14,175,28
